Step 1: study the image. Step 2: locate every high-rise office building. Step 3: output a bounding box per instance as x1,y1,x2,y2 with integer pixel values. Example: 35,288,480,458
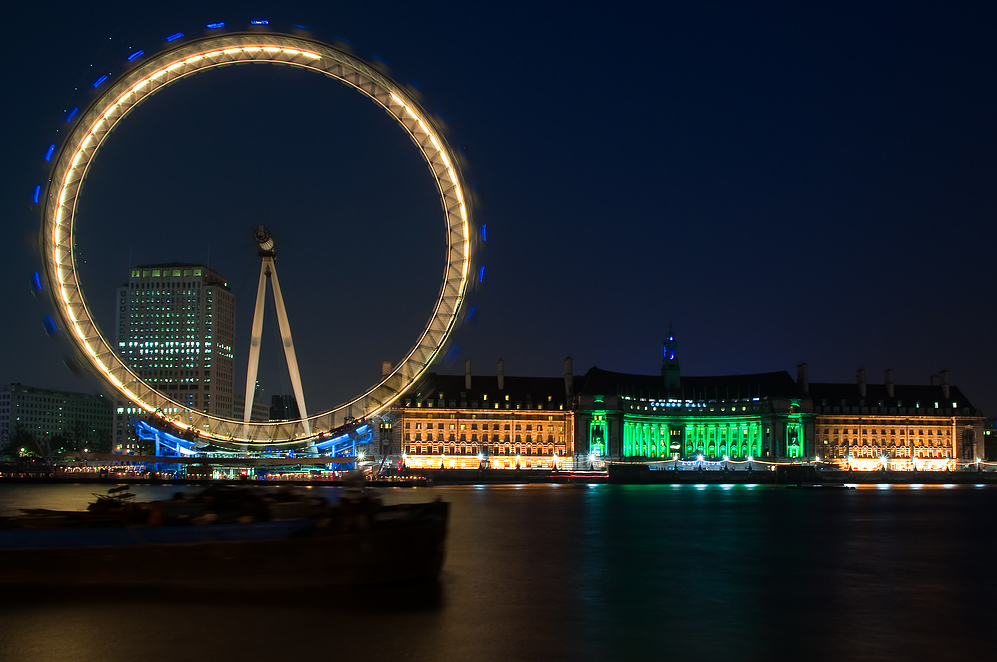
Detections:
113,264,235,448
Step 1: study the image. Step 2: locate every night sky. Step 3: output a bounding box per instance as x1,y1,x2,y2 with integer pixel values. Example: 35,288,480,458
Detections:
3,2,995,417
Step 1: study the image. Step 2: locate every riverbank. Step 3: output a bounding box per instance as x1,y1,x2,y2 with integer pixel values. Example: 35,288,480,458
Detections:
605,467,997,485
1,466,995,486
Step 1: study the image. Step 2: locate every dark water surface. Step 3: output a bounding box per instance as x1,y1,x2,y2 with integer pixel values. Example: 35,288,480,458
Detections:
0,483,994,661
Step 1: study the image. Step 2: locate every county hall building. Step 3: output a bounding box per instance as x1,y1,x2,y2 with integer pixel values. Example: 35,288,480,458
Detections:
391,331,987,470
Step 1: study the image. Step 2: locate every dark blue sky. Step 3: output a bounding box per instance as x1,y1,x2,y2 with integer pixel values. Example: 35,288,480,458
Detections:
3,1,996,415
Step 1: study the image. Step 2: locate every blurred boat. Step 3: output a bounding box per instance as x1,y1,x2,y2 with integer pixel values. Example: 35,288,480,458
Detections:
0,485,448,588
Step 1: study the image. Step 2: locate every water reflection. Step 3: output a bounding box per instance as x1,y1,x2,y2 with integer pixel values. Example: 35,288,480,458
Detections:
0,484,993,661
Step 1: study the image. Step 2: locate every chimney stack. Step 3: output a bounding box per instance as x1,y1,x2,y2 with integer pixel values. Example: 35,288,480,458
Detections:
940,369,950,399
465,359,472,390
381,361,392,377
564,356,574,401
796,363,809,394
885,368,894,398
930,374,940,386
497,358,504,391
857,368,867,398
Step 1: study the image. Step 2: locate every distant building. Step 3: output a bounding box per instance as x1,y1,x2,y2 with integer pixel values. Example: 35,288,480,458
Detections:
392,360,576,470
233,392,271,423
0,383,112,453
113,264,235,450
809,367,987,469
270,394,300,422
984,421,997,461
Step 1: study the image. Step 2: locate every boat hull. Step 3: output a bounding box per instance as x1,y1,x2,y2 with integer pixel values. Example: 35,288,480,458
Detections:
0,500,448,588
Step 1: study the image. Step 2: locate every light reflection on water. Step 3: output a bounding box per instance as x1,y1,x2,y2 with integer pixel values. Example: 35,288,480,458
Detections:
0,483,994,661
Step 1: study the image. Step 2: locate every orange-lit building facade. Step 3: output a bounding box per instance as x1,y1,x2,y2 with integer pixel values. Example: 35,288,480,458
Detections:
809,368,987,469
392,364,576,470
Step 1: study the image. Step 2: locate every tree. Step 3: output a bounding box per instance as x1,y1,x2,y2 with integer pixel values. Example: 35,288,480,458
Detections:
90,427,112,454
6,426,51,469
69,419,89,453
50,434,73,455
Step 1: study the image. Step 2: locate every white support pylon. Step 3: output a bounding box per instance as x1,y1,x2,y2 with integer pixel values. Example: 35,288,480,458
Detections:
243,228,310,437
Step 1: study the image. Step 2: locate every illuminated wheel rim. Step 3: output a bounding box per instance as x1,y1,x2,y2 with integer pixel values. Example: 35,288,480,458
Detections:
40,32,472,447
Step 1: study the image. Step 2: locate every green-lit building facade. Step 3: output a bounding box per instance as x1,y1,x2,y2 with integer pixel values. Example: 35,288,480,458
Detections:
572,335,815,461
574,368,814,461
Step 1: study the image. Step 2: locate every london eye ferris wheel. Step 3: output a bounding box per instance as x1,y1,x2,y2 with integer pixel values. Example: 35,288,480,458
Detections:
38,26,475,449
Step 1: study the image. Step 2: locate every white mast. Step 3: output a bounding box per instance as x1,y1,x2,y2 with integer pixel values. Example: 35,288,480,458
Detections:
243,227,309,436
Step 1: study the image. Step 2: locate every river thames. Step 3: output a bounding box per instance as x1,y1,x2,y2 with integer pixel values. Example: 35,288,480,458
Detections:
0,482,993,661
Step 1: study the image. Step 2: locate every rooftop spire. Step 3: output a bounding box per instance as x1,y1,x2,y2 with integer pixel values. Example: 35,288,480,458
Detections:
662,323,680,390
